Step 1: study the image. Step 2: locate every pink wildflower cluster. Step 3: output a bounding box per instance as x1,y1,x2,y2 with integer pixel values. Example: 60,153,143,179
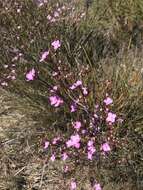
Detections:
70,80,88,96
106,112,116,124
100,142,111,152
26,39,61,81
20,7,122,187
44,141,49,149
94,183,102,190
73,121,81,131
39,40,61,62
49,95,63,107
44,90,120,166
70,102,77,112
70,80,82,90
45,2,85,25
104,97,113,105
70,180,77,190
62,152,68,161
66,134,81,149
87,140,96,160
26,68,36,81
51,40,61,50
46,5,67,23
23,55,122,190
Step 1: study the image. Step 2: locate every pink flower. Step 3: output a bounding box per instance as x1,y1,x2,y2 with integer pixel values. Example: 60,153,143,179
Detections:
101,142,111,152
75,80,82,86
53,86,58,91
95,104,99,109
64,165,69,172
70,103,77,112
39,51,49,62
82,129,86,134
87,140,96,160
52,71,58,76
50,154,55,162
94,114,98,119
52,137,60,144
70,181,77,190
106,112,116,123
66,140,73,147
54,11,59,17
94,183,102,190
73,121,81,131
44,141,49,149
49,95,63,107
50,86,58,93
1,81,8,86
51,40,61,50
82,87,88,95
66,134,80,149
88,144,96,154
11,76,16,80
104,97,113,105
88,146,96,154
62,152,68,161
88,151,93,160
47,15,52,20
70,80,82,90
87,140,94,147
57,8,62,13
26,68,36,81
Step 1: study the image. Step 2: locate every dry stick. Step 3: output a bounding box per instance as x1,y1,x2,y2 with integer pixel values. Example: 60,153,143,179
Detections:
1,139,15,145
14,166,26,176
39,160,48,188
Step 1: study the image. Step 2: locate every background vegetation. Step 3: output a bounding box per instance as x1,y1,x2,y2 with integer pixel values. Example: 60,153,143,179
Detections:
0,0,143,189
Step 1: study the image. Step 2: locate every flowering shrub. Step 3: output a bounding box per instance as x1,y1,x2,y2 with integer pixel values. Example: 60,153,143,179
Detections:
24,38,125,189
